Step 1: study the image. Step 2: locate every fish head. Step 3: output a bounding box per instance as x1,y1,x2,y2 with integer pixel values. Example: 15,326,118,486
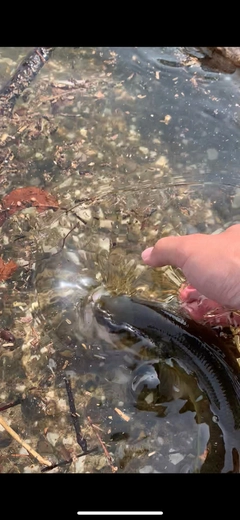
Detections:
94,294,162,332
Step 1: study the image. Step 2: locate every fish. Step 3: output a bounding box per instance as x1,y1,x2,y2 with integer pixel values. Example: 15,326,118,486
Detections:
94,294,240,473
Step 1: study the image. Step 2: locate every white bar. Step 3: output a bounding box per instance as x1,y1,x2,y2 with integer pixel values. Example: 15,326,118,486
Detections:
77,513,163,516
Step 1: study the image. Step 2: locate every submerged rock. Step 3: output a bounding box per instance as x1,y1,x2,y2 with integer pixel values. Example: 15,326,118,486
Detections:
199,47,240,73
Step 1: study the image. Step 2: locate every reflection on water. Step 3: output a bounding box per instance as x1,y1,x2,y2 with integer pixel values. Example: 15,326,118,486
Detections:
0,47,240,473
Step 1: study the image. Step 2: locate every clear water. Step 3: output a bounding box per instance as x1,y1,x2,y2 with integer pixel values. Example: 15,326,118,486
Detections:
0,47,239,473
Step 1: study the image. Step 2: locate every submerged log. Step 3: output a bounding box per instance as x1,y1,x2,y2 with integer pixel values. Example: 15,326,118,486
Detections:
0,47,55,115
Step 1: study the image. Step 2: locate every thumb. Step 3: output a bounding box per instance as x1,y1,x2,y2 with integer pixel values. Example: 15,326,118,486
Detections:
141,236,190,268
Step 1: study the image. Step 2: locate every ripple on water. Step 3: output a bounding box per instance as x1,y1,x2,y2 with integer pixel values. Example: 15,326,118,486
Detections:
0,46,239,473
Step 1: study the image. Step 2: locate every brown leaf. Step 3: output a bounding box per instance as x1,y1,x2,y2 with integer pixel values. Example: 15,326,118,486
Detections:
0,258,18,281
1,187,59,222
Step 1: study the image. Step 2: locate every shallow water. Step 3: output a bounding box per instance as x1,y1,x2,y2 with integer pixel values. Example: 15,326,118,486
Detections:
0,47,240,473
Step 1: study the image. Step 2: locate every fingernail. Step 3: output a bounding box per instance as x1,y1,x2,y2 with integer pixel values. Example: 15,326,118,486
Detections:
141,247,154,263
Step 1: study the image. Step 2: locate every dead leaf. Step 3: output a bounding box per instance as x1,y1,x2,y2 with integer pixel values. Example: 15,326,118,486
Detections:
1,187,59,223
0,258,18,281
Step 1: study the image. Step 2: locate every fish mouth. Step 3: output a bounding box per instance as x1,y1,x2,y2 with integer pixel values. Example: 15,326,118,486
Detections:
94,302,112,327
94,294,130,324
94,296,121,331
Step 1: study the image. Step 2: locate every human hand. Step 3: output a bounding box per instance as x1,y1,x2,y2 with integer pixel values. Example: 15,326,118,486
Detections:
141,224,240,326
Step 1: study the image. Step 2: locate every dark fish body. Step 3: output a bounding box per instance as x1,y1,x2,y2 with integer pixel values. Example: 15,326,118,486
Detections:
95,295,240,473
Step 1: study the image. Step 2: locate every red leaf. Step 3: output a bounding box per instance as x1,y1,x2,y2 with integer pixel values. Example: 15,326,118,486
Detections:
1,187,59,223
0,258,18,281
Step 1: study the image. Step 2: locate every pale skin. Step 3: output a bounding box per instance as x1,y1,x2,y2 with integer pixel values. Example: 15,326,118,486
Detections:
141,224,240,311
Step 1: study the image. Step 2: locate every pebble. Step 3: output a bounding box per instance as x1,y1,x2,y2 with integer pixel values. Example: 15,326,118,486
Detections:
77,208,92,221
35,152,43,160
123,159,137,173
15,384,26,392
24,465,41,473
154,155,168,167
37,440,54,454
98,237,110,252
75,456,86,473
95,455,108,470
29,177,41,186
185,224,199,234
58,177,73,189
57,399,68,411
99,220,113,230
66,132,76,140
48,358,57,370
66,251,81,265
211,227,224,235
40,346,48,354
149,151,157,158
145,392,154,404
207,148,218,160
46,432,59,446
169,452,185,465
139,465,153,473
62,436,74,446
139,146,149,155
19,447,29,455
80,128,88,138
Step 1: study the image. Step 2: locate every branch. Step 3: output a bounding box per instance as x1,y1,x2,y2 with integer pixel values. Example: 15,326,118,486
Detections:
0,47,55,115
0,414,51,466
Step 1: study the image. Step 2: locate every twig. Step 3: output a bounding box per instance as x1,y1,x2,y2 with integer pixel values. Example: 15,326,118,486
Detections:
36,85,88,106
61,223,81,250
0,414,51,466
0,398,22,412
87,416,118,473
0,47,55,115
64,377,87,452
62,197,96,213
114,407,130,422
69,213,88,226
51,219,87,257
41,446,98,472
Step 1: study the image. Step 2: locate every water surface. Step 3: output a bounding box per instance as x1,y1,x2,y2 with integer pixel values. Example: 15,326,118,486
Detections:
0,47,239,473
